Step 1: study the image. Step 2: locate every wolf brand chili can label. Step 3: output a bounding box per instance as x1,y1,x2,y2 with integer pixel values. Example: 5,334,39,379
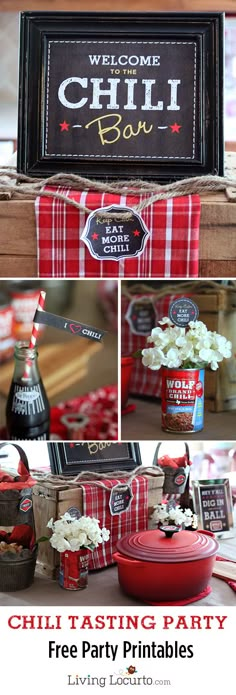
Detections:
59,550,89,590
161,368,204,433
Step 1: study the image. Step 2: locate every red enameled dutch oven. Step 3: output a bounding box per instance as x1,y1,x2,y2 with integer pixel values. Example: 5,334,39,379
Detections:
113,526,219,603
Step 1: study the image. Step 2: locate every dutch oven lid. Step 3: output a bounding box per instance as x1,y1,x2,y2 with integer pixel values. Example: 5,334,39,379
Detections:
116,527,219,563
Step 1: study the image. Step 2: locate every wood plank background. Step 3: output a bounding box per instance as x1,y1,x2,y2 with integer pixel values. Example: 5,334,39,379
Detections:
0,1,234,10
1,193,236,278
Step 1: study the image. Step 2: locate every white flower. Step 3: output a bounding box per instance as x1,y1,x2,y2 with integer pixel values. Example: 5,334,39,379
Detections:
47,518,54,529
198,347,214,362
47,513,110,553
151,504,198,529
141,319,232,371
158,317,174,326
165,348,182,369
142,347,165,370
189,321,208,335
192,514,198,529
101,528,110,541
50,535,71,553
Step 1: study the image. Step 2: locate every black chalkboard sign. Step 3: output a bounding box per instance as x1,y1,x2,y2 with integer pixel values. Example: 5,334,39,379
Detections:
17,12,224,180
192,479,234,539
109,483,133,515
125,298,156,335
48,442,141,475
169,297,199,327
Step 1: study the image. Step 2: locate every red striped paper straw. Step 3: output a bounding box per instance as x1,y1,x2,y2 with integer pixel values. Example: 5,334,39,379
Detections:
23,290,46,379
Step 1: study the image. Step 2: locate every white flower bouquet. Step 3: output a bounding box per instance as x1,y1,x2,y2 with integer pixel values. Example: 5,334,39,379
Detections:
141,318,232,371
47,513,110,553
152,503,198,530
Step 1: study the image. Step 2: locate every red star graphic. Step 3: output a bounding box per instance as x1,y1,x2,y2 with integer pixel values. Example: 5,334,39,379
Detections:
133,229,140,237
92,232,99,240
59,121,70,132
169,123,182,133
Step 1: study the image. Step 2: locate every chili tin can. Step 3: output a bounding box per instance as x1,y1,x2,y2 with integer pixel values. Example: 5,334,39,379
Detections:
161,367,205,433
59,549,89,590
0,292,14,363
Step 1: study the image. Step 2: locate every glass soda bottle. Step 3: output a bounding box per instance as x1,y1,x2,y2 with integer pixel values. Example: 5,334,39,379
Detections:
6,341,50,440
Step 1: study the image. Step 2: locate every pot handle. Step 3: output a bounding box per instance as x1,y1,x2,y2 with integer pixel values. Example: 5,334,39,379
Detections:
152,442,190,468
198,530,215,538
113,552,147,568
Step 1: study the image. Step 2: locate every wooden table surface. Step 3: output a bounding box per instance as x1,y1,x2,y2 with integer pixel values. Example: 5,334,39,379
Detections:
121,398,236,441
1,531,235,607
0,1,235,11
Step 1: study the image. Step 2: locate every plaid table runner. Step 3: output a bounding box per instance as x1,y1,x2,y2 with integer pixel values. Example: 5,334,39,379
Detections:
35,187,201,278
80,475,148,570
121,292,180,398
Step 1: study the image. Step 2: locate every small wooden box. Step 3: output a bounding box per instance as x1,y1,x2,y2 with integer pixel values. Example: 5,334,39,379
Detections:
33,470,164,578
190,287,236,412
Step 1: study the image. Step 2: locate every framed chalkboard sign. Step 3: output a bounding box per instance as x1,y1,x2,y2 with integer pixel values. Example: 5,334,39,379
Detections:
48,442,142,475
192,479,234,539
17,12,224,180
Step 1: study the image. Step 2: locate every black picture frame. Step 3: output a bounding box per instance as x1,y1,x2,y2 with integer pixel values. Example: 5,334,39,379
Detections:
48,442,142,475
192,478,234,539
17,11,224,180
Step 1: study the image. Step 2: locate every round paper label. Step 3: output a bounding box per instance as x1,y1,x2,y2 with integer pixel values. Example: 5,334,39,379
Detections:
169,297,199,327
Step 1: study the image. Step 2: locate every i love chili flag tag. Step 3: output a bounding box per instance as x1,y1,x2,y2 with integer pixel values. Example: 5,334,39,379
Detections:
81,204,150,261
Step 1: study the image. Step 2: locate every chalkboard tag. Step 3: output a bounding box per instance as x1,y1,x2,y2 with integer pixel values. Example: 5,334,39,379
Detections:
126,297,156,336
81,205,150,261
169,297,199,327
109,483,133,516
66,506,82,520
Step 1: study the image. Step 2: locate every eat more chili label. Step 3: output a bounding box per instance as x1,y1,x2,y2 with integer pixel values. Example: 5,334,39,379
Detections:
125,297,156,335
81,205,150,260
109,483,133,515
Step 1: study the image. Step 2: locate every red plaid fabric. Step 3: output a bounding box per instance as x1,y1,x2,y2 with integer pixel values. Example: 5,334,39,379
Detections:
121,292,180,397
50,385,118,440
80,476,148,570
35,187,200,278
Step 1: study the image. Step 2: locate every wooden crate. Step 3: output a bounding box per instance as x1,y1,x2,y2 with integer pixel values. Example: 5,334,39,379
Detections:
33,470,164,577
1,153,236,278
188,287,236,412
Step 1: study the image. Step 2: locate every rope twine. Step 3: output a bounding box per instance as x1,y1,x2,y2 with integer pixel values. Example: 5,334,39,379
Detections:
121,279,236,300
33,465,164,492
1,167,236,221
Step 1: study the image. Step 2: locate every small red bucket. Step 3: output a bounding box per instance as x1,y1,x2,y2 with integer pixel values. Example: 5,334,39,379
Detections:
161,367,205,433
